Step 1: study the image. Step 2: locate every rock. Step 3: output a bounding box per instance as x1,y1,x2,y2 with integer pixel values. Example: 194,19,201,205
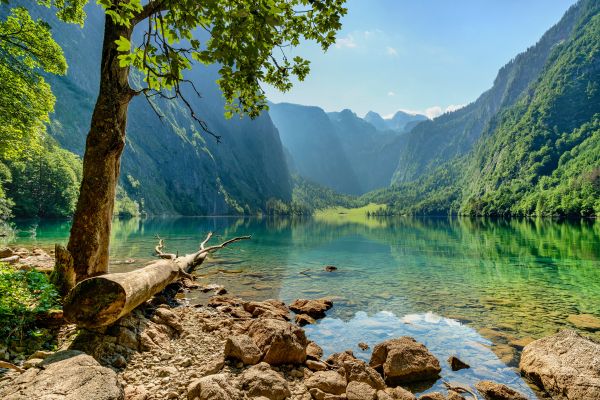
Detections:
239,362,291,400
22,358,43,369
1,255,19,264
378,387,416,400
307,360,329,371
474,381,527,400
187,374,240,400
296,314,317,326
519,329,600,400
324,265,338,272
305,370,348,395
566,314,600,331
327,351,385,390
158,366,178,377
224,334,263,365
447,356,470,371
0,247,14,258
358,342,369,351
244,299,290,320
508,337,535,350
307,342,324,360
347,381,377,400
0,350,123,400
289,298,333,319
446,391,465,400
369,337,441,384
124,385,149,400
418,393,445,400
247,318,308,365
28,350,54,360
151,307,184,333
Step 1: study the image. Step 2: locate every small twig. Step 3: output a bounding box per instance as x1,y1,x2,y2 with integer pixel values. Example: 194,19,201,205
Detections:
299,269,311,277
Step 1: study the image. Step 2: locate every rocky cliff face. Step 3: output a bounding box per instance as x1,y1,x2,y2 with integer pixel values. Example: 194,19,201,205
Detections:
34,3,291,215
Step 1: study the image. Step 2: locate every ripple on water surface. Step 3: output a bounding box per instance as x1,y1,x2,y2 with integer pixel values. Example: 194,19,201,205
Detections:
304,311,538,398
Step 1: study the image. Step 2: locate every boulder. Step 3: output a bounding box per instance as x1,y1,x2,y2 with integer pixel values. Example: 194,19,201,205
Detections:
447,391,465,400
447,356,470,371
0,350,123,400
289,298,333,319
369,337,441,384
327,351,385,390
244,299,290,320
187,374,240,400
224,334,263,365
305,370,348,395
247,318,308,365
519,329,600,400
239,362,291,400
474,381,527,400
347,381,377,400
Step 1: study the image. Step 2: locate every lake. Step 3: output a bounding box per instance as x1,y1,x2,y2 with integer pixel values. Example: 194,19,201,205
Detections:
5,215,600,398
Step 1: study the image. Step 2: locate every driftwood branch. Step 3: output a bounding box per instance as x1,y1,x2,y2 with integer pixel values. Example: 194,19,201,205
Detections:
0,360,24,373
442,381,478,400
63,233,251,329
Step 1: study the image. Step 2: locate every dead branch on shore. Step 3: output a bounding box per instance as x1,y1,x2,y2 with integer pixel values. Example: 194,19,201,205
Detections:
0,360,24,373
63,232,251,329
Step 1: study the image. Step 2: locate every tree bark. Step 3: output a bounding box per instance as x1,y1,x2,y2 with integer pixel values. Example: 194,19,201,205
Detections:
65,16,133,285
63,234,250,329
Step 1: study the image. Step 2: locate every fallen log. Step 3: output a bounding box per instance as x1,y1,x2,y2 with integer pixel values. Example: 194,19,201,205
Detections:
63,233,250,329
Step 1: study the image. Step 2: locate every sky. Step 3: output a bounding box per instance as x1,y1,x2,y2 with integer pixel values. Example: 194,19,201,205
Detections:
263,0,578,119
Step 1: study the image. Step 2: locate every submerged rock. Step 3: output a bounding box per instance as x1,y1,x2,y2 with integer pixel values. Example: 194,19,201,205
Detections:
0,350,123,400
519,329,600,400
566,314,600,331
289,298,334,319
369,337,441,384
474,381,527,400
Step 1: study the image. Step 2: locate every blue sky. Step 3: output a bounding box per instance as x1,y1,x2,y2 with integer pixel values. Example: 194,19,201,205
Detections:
264,0,578,118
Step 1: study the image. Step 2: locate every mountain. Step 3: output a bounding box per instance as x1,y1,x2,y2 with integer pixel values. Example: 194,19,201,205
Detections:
269,104,405,195
364,110,427,133
32,3,292,215
327,109,405,192
268,103,361,195
391,1,591,184
367,0,600,218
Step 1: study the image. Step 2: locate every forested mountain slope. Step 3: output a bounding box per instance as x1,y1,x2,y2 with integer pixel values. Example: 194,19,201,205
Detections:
367,0,600,217
33,3,292,215
392,0,590,184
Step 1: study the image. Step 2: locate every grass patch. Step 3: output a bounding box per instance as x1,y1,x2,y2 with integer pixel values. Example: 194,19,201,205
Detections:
314,203,388,227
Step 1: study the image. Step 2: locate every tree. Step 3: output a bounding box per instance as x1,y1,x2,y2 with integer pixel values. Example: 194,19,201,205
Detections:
50,0,347,289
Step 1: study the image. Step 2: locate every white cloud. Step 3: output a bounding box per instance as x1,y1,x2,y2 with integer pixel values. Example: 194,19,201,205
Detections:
425,104,467,119
387,91,396,97
335,34,357,49
386,46,398,57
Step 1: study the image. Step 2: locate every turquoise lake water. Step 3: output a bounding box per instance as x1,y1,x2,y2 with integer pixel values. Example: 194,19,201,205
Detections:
5,216,600,398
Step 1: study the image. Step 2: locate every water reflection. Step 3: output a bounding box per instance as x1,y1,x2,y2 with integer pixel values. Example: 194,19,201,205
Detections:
304,311,537,398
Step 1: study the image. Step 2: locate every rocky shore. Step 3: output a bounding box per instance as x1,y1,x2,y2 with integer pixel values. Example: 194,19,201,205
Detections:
1,248,599,400
1,286,599,400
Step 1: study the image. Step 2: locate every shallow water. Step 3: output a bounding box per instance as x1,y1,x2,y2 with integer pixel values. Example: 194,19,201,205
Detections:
5,216,600,398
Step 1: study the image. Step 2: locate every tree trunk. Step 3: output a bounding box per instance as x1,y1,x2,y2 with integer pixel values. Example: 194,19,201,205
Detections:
65,16,133,285
63,235,250,329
